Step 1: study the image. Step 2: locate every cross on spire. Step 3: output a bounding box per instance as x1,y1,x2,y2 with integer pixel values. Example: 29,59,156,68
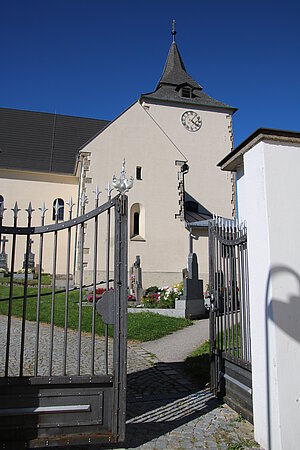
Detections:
172,19,176,42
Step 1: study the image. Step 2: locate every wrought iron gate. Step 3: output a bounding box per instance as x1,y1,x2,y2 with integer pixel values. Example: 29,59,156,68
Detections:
208,217,253,422
0,192,128,447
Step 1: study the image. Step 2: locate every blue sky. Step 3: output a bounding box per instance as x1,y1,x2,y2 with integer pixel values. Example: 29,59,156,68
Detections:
1,0,299,146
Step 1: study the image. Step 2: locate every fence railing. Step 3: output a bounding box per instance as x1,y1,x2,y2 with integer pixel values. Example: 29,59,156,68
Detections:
209,217,251,366
0,192,120,379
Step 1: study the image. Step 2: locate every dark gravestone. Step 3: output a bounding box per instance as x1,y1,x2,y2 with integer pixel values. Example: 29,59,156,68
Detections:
181,253,206,319
0,236,8,273
133,255,144,303
23,238,35,270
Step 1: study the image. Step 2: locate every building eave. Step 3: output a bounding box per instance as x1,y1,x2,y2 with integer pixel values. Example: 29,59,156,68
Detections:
218,127,300,172
140,95,237,115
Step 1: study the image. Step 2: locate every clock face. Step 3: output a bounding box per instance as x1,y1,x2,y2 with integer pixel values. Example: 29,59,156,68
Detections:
181,111,202,132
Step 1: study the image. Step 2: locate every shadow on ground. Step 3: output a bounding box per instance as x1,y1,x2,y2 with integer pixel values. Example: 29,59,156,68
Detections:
114,361,219,448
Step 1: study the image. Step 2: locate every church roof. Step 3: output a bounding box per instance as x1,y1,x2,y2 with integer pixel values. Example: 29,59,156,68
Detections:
0,108,109,175
141,39,236,113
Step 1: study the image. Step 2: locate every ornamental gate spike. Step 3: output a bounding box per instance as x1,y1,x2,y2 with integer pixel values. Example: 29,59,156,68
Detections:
105,181,113,200
93,185,101,207
26,202,34,219
80,192,87,214
12,202,21,219
67,197,75,220
112,158,133,195
54,199,60,220
39,201,48,219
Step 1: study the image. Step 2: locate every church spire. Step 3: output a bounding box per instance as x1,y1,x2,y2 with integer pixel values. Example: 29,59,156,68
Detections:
156,29,201,90
140,26,236,113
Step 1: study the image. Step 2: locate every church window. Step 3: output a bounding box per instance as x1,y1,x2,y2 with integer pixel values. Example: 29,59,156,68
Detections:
136,166,142,180
181,86,192,98
53,198,64,221
0,195,4,210
130,203,145,240
133,212,139,235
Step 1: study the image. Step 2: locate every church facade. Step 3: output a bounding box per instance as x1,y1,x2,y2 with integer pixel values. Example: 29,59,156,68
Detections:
0,33,236,288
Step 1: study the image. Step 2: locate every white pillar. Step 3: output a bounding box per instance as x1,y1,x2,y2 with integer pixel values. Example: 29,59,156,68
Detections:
243,141,300,450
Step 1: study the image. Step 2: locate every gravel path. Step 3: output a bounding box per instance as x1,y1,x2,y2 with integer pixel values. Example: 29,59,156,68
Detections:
0,315,260,449
0,315,154,377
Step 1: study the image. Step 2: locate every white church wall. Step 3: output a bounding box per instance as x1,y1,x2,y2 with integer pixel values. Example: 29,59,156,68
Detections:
0,170,77,274
143,100,234,217
81,100,233,288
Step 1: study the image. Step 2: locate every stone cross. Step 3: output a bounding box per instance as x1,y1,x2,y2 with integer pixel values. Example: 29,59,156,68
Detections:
23,238,35,270
1,236,8,255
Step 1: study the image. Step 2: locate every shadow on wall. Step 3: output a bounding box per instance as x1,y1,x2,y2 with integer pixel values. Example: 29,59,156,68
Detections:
265,266,300,450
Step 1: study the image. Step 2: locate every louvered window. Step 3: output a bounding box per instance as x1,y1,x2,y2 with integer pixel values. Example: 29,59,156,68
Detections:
182,87,192,98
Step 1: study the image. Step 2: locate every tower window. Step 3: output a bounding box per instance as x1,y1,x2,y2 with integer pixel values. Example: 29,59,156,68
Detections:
136,166,142,180
181,86,192,98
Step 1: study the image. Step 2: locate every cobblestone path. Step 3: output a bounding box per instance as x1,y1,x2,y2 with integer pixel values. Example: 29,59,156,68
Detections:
0,316,260,449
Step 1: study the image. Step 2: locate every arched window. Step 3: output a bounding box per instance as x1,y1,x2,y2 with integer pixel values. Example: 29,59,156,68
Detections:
53,198,64,221
130,203,145,240
133,212,139,235
0,195,4,211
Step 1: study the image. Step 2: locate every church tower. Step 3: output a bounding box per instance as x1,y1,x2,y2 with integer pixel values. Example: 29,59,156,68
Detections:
81,25,236,287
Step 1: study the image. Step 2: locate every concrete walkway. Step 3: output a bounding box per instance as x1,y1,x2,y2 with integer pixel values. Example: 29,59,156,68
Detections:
140,319,209,363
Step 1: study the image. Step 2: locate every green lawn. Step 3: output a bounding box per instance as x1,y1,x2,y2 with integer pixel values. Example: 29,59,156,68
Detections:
0,285,191,342
0,274,52,286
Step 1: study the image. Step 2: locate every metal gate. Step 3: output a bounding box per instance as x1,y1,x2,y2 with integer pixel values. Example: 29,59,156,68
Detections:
208,217,253,422
0,191,128,447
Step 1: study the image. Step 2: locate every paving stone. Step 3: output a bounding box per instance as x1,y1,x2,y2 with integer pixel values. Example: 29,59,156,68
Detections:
0,315,262,449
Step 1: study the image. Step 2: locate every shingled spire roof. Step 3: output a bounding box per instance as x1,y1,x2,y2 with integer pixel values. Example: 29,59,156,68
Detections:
156,41,202,90
141,27,236,113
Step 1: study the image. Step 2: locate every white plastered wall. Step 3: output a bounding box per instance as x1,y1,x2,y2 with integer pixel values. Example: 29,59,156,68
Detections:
236,140,300,450
82,100,233,287
0,170,77,274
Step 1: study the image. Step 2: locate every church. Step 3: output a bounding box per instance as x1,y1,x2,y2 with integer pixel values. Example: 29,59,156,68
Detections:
0,29,236,288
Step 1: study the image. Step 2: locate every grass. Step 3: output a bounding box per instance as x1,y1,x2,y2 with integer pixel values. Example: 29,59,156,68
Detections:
184,339,210,387
127,311,192,341
0,285,191,342
0,274,52,286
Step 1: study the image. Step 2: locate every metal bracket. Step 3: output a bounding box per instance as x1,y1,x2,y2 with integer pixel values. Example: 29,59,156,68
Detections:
96,290,115,325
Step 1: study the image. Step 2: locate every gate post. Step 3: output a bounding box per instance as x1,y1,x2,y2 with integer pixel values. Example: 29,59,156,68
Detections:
208,221,217,395
113,195,128,442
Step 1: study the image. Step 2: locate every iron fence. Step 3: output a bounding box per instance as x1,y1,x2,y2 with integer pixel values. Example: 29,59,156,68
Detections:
209,216,252,421
0,190,128,446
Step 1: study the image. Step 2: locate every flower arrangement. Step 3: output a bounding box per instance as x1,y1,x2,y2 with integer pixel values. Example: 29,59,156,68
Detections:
88,287,136,303
141,282,183,309
88,287,106,302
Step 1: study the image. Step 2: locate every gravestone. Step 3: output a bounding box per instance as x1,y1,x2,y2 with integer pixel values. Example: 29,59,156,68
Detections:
23,238,35,270
0,236,8,273
180,252,206,319
132,255,144,303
